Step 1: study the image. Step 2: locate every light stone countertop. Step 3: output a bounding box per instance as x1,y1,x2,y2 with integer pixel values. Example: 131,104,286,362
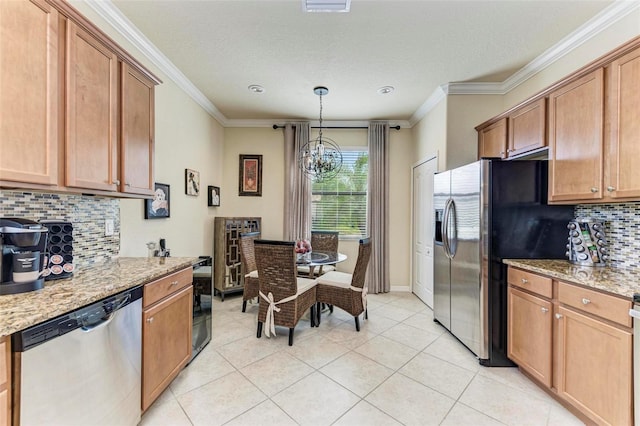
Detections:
503,259,640,300
0,257,198,337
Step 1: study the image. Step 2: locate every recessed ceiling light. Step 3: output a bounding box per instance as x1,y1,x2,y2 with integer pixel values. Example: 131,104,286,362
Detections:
303,0,351,13
377,86,395,95
248,85,265,94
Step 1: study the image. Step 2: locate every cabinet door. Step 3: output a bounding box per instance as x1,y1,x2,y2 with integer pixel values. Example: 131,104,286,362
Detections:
507,287,552,387
65,21,118,191
605,47,640,200
0,336,10,426
0,0,59,185
478,118,507,159
121,63,155,196
142,285,193,411
556,305,632,426
548,69,604,202
508,98,546,157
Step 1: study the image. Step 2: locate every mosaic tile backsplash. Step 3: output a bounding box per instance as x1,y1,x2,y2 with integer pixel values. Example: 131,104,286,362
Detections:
0,190,119,268
576,202,640,270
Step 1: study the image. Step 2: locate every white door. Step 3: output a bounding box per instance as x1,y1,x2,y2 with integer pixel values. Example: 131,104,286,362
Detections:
412,157,437,308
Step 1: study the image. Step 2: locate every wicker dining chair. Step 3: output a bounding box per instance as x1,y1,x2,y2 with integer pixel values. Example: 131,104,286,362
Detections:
315,238,372,331
255,240,317,346
239,231,261,312
297,230,339,277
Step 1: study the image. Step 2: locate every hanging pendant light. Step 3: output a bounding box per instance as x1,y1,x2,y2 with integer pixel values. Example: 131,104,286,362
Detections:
299,86,342,183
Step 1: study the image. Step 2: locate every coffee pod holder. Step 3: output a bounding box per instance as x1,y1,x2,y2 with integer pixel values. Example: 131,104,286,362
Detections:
40,220,74,280
566,218,609,267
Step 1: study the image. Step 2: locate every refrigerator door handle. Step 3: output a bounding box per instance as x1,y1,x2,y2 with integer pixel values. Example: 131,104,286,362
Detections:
443,198,452,259
448,199,458,258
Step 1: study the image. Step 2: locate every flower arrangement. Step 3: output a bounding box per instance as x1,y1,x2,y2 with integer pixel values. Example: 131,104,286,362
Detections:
295,239,312,254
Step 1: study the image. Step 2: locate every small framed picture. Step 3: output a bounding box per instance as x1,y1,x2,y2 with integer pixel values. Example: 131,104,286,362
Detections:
185,168,200,196
208,186,220,206
145,183,170,219
239,154,262,197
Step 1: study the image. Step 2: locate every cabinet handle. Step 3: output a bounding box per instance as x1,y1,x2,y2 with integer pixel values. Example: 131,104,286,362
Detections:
126,182,131,187
555,313,563,319
606,186,615,192
582,298,591,305
146,317,154,323
590,187,598,193
541,307,549,313
508,149,515,153
521,278,528,284
113,180,120,185
170,280,179,286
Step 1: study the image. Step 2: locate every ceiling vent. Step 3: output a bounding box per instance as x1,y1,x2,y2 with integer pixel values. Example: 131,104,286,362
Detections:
303,0,351,13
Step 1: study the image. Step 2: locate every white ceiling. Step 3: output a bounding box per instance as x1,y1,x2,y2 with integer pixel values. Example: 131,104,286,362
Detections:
96,0,624,125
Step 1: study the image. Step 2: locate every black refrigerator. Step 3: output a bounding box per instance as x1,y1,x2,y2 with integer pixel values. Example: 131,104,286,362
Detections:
433,159,574,366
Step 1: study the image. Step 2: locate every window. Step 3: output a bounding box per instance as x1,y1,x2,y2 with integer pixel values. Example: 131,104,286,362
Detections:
311,148,368,239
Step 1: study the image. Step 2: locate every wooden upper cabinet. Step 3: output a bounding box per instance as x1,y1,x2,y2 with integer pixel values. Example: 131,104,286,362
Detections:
548,69,604,203
65,21,119,192
121,63,155,196
605,46,640,200
478,118,507,159
0,0,59,185
508,98,546,157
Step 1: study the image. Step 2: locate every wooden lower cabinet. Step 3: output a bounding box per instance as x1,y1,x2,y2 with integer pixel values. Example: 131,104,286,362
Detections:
507,267,633,425
0,336,10,426
507,287,552,387
556,305,632,426
142,281,193,411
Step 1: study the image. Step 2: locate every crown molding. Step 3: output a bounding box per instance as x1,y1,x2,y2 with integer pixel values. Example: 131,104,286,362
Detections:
86,0,638,129
410,0,640,124
84,0,229,126
225,119,411,128
409,85,447,127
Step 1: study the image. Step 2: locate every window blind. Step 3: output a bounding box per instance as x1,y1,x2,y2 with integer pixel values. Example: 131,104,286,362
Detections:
311,149,368,238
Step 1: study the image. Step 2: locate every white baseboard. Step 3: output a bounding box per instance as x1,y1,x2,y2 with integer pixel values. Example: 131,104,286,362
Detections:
390,285,411,292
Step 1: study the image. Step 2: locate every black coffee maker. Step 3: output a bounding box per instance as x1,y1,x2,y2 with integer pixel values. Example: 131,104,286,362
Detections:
0,218,49,295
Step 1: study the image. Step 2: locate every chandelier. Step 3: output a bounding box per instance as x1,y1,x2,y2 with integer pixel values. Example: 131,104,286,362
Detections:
299,86,342,183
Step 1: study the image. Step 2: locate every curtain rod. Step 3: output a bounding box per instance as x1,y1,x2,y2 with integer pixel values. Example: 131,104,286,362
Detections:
272,124,401,130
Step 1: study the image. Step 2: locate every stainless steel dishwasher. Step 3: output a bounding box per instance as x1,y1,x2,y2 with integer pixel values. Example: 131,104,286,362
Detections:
13,286,143,426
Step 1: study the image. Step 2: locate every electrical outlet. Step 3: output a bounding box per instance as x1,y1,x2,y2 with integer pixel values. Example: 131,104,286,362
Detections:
105,219,115,236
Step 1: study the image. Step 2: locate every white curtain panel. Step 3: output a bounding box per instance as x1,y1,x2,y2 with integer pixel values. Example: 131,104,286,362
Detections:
367,121,390,293
283,122,311,241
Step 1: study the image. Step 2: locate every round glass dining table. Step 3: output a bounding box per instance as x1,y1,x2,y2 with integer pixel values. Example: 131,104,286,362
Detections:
296,251,347,276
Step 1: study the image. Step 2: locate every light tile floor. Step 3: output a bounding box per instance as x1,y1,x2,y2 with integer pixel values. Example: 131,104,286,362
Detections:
140,292,585,426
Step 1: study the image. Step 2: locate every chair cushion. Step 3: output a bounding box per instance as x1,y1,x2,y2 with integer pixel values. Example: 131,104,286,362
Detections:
316,271,352,289
193,265,212,278
245,269,258,278
296,277,317,295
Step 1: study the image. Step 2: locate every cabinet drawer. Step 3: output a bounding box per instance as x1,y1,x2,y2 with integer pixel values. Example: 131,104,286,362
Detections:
508,268,552,298
143,267,192,308
557,281,631,327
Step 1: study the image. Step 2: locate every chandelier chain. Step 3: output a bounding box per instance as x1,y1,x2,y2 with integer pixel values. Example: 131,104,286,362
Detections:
318,92,323,139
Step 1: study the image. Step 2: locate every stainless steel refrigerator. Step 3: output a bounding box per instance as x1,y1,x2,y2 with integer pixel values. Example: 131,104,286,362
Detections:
433,159,574,366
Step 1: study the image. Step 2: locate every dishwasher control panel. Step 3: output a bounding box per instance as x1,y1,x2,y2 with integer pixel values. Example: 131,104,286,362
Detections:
12,285,142,352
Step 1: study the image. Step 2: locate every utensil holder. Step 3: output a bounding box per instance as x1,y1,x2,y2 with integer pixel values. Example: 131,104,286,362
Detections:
566,218,609,267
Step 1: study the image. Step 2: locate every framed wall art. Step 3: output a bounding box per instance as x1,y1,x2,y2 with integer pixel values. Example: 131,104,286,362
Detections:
239,154,262,196
145,183,170,219
185,168,200,196
208,186,221,206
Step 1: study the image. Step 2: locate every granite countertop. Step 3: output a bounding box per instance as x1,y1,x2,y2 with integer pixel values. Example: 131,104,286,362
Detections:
504,259,640,300
0,257,198,337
